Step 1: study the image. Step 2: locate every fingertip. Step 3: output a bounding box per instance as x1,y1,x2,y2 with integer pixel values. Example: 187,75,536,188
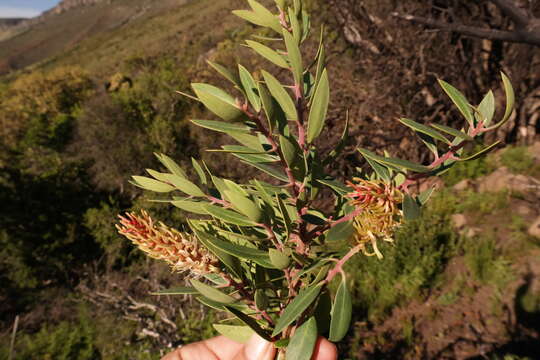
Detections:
241,334,276,360
312,337,338,360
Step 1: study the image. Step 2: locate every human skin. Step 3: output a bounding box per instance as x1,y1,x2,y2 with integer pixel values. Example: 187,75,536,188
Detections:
162,334,338,360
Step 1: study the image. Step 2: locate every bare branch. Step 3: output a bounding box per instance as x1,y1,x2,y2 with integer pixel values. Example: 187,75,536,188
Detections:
392,12,540,46
489,0,530,27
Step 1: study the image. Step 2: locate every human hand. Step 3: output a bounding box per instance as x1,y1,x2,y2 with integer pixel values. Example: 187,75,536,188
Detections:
162,334,338,360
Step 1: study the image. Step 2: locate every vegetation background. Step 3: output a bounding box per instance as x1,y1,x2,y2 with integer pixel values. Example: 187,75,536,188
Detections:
1,0,539,359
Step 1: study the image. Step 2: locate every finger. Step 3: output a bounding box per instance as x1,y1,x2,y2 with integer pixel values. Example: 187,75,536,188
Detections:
162,336,244,360
233,334,275,360
311,337,338,360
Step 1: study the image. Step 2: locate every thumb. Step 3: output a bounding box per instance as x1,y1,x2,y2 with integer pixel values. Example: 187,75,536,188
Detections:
235,334,276,360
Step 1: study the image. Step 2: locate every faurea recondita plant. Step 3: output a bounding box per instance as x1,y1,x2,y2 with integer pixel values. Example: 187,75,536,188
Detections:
116,0,515,358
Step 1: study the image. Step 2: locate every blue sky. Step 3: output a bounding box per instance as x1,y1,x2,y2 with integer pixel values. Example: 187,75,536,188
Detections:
0,0,59,18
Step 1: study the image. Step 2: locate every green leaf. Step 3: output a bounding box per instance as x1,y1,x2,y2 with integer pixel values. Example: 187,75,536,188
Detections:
164,174,205,197
238,160,289,182
206,60,241,86
314,290,332,334
233,9,279,33
476,90,495,126
191,119,251,134
364,156,391,183
403,194,421,220
276,195,293,236
246,40,289,68
488,72,515,130
238,65,261,112
326,220,354,242
228,132,265,152
258,82,277,132
192,83,243,121
191,223,242,278
279,135,298,167
223,190,262,223
438,79,474,126
314,27,325,88
329,280,352,342
171,199,208,214
196,230,275,268
255,289,270,310
300,10,310,42
272,283,323,336
289,7,302,43
429,123,473,141
131,176,175,193
262,70,298,121
282,28,303,85
459,141,501,161
190,279,236,304
501,72,515,125
146,169,172,183
192,158,207,185
274,338,290,348
204,204,256,227
307,68,329,143
418,186,436,205
316,178,350,195
225,306,273,341
269,248,291,269
155,153,188,179
287,317,318,360
151,287,198,296
213,324,254,344
247,0,282,32
358,148,431,173
399,118,450,144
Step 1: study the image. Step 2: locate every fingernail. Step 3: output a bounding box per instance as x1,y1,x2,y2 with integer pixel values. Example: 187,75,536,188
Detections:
245,335,275,360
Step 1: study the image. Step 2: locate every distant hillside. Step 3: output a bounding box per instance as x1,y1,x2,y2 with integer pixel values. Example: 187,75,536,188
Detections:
0,0,194,75
0,18,26,29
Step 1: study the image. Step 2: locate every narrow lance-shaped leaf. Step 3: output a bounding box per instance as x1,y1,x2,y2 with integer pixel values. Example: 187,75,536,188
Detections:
225,306,273,341
399,118,450,144
246,40,289,68
238,65,261,112
272,283,323,336
358,148,431,173
247,0,282,32
155,153,188,179
213,324,254,344
429,123,473,141
286,317,318,360
206,60,241,87
262,70,298,121
307,68,329,143
329,279,352,342
403,194,421,221
488,72,515,130
190,279,236,304
171,199,208,214
164,174,205,197
223,190,262,223
459,141,501,161
191,119,251,134
438,79,474,126
204,204,256,227
192,83,243,121
131,176,175,193
476,90,495,126
283,28,303,86
191,158,207,185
